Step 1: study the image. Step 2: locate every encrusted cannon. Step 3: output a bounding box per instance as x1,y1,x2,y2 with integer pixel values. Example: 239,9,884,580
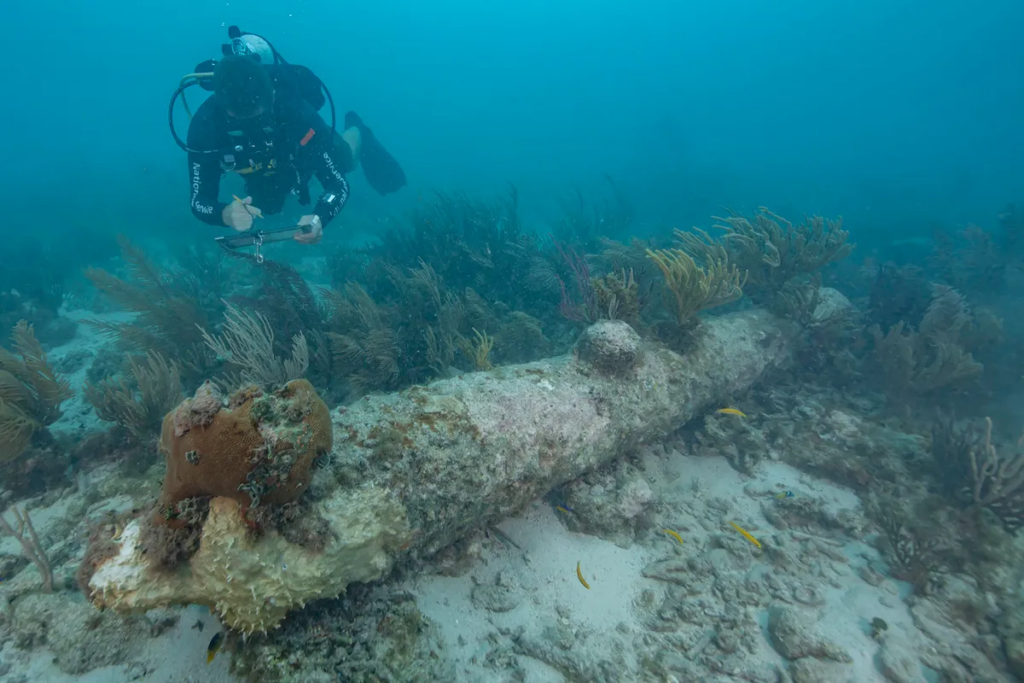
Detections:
83,310,794,632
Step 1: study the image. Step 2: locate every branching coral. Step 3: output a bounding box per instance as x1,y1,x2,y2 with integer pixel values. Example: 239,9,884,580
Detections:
84,351,183,443
218,258,332,386
169,242,232,315
405,262,466,375
458,328,494,371
326,283,403,392
326,261,467,393
0,505,53,592
714,208,852,301
373,187,537,311
967,418,1024,531
0,321,73,462
199,302,309,391
229,259,327,361
314,188,621,390
317,189,579,379
930,415,1024,532
593,268,646,327
874,506,943,592
646,228,746,329
85,236,216,381
870,285,984,397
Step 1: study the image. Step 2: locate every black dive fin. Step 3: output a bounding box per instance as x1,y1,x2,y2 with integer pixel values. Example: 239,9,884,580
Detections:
344,111,407,195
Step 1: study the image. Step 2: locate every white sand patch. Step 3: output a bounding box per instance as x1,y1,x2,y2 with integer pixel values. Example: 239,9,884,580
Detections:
412,449,925,682
500,504,648,629
413,501,651,681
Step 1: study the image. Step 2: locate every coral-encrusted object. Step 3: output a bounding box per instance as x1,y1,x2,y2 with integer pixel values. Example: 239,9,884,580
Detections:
84,310,794,633
157,379,332,522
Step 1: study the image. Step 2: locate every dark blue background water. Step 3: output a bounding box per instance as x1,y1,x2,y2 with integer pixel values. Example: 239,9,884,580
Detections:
2,0,1022,246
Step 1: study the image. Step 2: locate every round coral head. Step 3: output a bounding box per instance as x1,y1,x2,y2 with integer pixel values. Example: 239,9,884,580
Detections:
156,379,332,523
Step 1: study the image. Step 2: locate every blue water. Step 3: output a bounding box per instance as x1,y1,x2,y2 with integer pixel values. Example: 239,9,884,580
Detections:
2,0,1022,247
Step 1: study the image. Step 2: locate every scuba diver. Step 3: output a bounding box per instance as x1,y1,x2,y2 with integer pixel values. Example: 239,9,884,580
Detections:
171,27,406,245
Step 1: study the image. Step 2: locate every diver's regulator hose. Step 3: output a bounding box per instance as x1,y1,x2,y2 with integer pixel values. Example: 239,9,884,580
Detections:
168,73,218,155
169,71,337,156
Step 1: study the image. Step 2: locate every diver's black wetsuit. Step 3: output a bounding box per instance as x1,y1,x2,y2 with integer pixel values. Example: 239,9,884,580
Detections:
186,77,352,228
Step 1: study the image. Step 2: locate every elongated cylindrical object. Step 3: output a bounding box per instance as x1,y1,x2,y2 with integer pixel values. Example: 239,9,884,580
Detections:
85,311,793,632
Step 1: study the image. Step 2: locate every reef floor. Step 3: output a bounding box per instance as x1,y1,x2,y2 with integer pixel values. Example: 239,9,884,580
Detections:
0,312,1016,682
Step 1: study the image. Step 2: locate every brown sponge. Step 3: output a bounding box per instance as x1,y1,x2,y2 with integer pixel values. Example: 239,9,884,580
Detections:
156,379,332,523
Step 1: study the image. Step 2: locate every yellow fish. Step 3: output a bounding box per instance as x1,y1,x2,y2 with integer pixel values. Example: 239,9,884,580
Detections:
716,408,747,418
576,561,590,589
729,521,762,549
662,529,684,545
206,631,224,664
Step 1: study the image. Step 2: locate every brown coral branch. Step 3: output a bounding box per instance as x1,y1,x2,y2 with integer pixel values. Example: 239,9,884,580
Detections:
0,505,53,592
969,417,1024,508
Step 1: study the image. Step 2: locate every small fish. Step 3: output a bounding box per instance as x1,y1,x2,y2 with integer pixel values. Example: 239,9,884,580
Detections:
555,504,574,514
716,408,747,418
191,619,205,632
576,561,590,589
206,631,224,664
662,529,684,545
775,491,795,499
729,521,762,549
